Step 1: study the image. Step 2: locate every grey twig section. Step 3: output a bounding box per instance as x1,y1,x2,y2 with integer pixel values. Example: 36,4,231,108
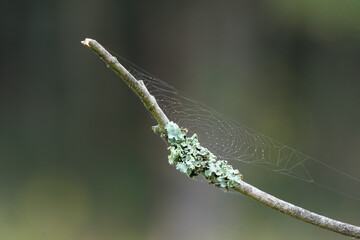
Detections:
235,182,360,238
81,38,360,239
81,38,169,131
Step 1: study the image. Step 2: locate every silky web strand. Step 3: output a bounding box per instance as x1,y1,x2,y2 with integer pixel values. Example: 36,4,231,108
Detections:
108,51,360,201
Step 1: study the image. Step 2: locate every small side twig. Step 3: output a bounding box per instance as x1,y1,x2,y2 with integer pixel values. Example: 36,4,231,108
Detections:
81,38,360,239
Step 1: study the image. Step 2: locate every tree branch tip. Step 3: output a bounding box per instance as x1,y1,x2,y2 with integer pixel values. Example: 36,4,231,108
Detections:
81,38,94,47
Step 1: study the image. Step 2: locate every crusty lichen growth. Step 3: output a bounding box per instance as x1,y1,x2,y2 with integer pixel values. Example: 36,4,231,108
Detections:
157,121,243,190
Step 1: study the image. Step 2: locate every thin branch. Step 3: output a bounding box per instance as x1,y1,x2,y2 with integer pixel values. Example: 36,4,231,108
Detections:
81,38,169,131
81,38,360,239
235,182,360,238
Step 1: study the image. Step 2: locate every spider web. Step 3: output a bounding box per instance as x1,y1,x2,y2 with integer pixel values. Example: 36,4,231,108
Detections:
113,54,360,201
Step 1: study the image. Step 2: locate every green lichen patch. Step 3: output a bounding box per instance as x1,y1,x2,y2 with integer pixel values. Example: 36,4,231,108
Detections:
165,121,186,144
162,121,243,190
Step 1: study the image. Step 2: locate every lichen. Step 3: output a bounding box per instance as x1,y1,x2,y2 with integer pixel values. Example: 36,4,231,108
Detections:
158,121,243,190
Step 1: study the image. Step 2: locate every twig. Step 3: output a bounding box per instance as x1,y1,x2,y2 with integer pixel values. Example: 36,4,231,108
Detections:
81,38,169,131
235,182,360,238
81,38,360,238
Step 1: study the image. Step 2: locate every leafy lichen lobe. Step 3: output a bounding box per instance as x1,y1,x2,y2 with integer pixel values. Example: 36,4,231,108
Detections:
161,121,243,189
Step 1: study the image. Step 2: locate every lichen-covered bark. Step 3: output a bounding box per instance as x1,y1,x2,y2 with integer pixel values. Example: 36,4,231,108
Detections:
164,121,242,189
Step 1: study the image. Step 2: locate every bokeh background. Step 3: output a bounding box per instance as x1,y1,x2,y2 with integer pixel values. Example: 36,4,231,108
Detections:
1,1,360,239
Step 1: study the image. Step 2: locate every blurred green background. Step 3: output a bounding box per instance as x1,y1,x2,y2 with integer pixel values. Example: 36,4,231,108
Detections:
1,0,360,239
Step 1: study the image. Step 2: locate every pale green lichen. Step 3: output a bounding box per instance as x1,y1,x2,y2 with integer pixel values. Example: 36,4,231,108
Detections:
158,121,243,190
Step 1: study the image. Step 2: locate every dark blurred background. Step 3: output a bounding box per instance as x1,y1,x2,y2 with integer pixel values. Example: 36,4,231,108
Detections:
1,1,360,239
